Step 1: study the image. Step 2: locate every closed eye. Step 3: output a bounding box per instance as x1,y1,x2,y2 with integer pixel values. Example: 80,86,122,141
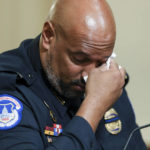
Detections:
72,56,91,65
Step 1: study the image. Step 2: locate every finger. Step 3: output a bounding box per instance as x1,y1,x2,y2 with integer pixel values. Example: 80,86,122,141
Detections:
120,67,126,79
119,67,126,86
98,63,107,72
109,59,119,70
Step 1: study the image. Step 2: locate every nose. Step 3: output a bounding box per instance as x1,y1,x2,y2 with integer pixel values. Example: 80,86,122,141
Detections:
81,63,96,77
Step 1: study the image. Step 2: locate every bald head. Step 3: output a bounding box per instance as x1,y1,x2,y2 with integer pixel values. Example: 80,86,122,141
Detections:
40,0,116,99
47,0,116,43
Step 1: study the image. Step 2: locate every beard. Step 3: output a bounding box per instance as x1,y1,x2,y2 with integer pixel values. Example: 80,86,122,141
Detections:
43,55,84,100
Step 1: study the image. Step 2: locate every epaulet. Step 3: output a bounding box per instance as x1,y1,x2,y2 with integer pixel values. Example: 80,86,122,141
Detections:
0,71,17,91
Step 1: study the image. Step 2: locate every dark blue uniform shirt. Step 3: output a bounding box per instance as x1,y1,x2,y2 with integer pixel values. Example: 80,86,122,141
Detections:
0,35,147,150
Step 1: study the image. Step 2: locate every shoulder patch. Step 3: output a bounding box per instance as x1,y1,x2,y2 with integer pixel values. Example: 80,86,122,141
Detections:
0,94,23,130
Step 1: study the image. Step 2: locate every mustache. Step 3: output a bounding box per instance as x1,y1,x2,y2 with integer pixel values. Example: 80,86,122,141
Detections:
70,79,85,87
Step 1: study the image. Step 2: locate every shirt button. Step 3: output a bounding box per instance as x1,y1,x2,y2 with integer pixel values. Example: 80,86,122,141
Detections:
28,74,33,79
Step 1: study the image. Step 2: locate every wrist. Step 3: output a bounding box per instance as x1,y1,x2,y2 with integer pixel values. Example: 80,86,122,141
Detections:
76,96,107,132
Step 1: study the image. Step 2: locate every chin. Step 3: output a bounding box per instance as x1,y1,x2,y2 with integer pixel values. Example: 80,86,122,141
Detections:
63,89,84,99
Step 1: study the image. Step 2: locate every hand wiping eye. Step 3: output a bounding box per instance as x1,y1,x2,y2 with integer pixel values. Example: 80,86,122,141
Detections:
83,52,121,82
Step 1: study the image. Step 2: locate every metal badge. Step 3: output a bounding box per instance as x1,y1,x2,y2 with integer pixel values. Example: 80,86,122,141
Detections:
49,110,57,123
47,136,53,143
104,108,122,135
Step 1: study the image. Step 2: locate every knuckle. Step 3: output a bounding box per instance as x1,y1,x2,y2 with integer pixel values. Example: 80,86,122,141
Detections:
90,69,97,74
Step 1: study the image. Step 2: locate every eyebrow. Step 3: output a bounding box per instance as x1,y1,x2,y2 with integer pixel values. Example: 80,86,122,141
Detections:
69,50,110,64
68,50,92,59
72,51,90,56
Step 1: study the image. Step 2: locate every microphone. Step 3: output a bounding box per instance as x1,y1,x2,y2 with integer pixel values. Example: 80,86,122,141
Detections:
123,123,150,150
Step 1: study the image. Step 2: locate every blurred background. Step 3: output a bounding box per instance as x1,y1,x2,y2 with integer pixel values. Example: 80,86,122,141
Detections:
0,0,150,147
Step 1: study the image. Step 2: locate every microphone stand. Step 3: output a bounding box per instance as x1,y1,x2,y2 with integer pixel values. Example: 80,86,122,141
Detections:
123,123,150,150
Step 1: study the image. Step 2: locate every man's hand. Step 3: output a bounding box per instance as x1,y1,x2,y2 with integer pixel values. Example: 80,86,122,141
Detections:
76,60,125,132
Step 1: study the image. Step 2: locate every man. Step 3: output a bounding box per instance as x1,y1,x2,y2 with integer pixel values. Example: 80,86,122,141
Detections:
0,0,147,149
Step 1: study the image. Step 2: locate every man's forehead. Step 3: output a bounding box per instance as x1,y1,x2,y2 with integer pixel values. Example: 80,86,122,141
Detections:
66,34,115,53
68,45,113,60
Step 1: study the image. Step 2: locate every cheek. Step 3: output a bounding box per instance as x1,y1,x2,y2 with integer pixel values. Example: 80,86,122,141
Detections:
51,40,82,81
61,60,83,80
56,54,83,80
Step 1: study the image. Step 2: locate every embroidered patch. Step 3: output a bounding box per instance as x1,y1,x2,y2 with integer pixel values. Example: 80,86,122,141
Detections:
0,94,23,130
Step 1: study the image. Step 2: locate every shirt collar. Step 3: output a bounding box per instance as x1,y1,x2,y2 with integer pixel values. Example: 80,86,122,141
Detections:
27,35,42,74
27,35,68,118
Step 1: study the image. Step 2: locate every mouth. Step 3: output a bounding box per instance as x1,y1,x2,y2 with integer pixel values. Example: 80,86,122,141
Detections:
72,84,85,91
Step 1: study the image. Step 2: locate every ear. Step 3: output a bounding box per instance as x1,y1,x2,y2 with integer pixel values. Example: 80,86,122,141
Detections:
41,21,55,50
